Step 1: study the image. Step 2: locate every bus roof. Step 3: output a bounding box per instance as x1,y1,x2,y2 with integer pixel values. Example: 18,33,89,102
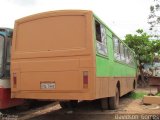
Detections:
15,10,93,24
14,10,135,54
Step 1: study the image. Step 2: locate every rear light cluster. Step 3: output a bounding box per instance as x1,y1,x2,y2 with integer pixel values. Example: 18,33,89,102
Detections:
83,71,88,89
13,73,17,88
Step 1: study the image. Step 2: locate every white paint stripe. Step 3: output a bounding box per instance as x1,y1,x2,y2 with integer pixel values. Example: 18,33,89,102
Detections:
0,79,11,88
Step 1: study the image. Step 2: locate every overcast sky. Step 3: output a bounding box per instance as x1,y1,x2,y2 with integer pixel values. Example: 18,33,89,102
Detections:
0,0,153,39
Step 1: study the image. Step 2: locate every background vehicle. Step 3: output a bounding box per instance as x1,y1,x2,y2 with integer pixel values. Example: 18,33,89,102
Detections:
0,28,23,109
11,10,137,110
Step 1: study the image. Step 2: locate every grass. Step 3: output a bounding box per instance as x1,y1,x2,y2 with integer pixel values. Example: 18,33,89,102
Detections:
129,92,147,99
129,91,160,99
156,92,160,96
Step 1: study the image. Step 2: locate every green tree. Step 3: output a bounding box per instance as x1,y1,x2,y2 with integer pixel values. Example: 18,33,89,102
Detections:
124,29,160,84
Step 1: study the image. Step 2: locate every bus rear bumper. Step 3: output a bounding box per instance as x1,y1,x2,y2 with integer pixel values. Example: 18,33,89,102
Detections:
11,91,95,101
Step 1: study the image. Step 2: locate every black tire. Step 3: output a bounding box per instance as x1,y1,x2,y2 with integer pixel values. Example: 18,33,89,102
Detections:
0,110,4,114
59,101,68,109
100,97,109,110
16,104,30,110
108,87,119,110
70,100,78,108
133,80,136,90
16,100,31,110
59,100,78,109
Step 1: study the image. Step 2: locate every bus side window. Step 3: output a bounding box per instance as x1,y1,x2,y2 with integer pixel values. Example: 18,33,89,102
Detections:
123,45,126,61
125,48,132,65
131,52,135,66
125,47,129,64
120,43,125,61
95,21,102,42
128,50,133,66
95,20,107,56
113,36,120,60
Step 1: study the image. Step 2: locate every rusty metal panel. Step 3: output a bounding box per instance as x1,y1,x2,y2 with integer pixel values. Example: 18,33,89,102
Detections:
149,77,160,86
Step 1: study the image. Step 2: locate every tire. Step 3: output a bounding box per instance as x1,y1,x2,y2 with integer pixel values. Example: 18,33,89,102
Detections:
130,80,136,92
0,110,4,115
100,97,109,110
59,101,68,109
70,100,78,108
59,100,78,109
108,87,119,110
133,80,136,90
16,100,30,110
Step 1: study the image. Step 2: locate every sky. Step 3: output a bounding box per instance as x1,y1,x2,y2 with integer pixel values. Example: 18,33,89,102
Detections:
0,0,153,39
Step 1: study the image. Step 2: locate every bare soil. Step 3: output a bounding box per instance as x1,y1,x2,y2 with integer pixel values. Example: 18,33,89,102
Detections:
3,88,160,120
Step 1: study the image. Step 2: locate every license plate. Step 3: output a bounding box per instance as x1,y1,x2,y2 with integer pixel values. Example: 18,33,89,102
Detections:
40,82,55,89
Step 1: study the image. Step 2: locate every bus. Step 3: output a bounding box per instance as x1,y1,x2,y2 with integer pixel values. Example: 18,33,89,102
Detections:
11,10,137,110
0,28,23,109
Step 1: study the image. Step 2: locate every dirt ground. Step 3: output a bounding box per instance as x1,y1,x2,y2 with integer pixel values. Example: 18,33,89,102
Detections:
3,88,160,120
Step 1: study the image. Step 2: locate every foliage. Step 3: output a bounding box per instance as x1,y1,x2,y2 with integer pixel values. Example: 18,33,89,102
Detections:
129,92,147,99
124,29,160,64
156,92,160,96
148,0,160,40
124,29,160,82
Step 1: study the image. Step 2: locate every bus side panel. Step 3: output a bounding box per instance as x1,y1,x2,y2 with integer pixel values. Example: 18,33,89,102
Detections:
95,77,136,98
95,77,110,98
94,21,137,99
111,77,135,97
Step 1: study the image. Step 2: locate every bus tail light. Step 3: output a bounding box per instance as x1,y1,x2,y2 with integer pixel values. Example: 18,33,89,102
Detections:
13,73,17,88
83,71,88,89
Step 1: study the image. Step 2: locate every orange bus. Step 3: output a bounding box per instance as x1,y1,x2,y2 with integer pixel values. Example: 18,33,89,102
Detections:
11,10,137,110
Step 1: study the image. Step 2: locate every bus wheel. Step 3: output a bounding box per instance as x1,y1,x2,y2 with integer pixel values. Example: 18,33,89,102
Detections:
133,80,136,90
59,100,78,109
16,101,30,110
70,100,78,108
108,87,119,110
59,101,68,109
100,97,109,110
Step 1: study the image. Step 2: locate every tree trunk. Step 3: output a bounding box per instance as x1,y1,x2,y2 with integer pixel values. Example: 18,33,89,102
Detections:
138,62,146,87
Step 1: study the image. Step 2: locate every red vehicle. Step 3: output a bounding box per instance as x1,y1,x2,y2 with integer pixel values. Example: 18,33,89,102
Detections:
0,28,23,109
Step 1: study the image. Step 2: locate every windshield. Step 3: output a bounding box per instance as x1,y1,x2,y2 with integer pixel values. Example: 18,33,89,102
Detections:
0,35,4,77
